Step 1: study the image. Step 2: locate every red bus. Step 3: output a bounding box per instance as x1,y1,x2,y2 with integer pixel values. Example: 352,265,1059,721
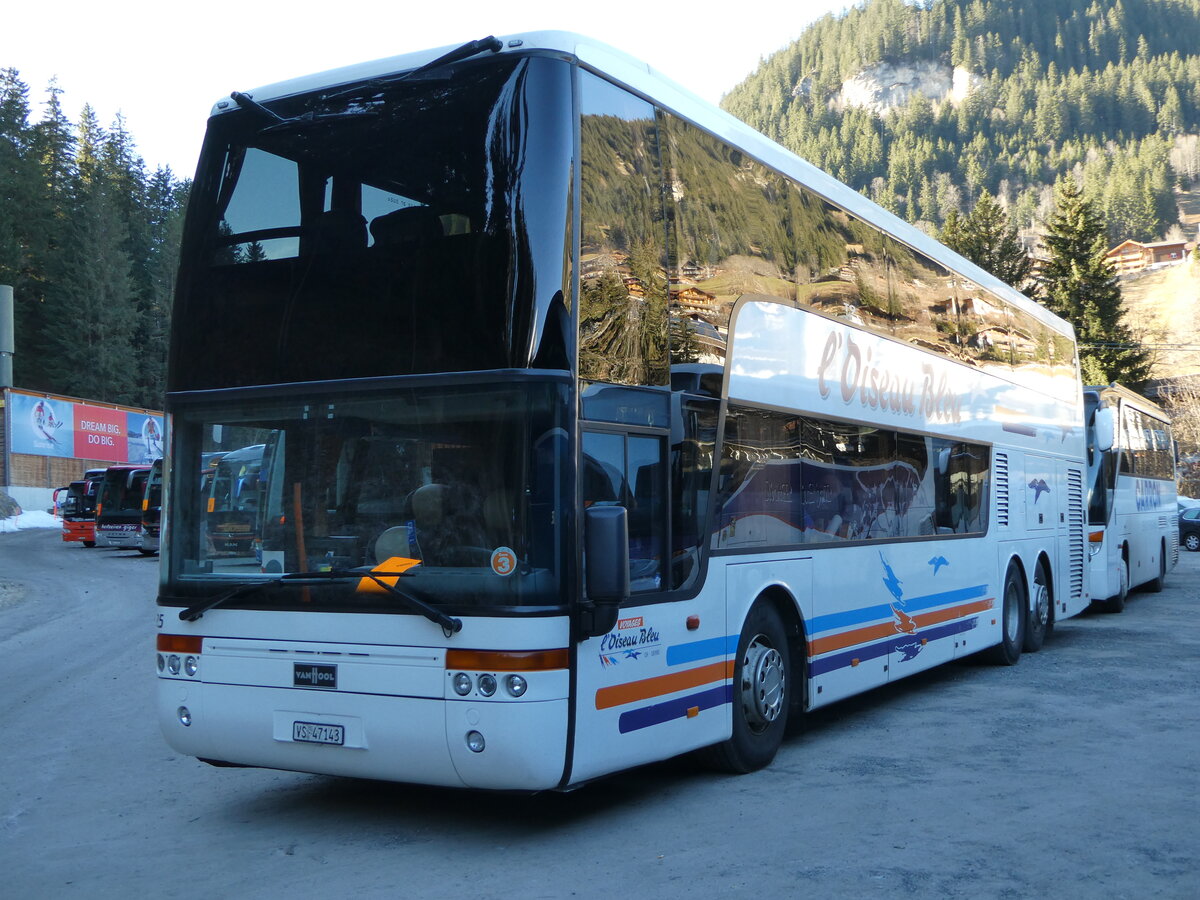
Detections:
59,468,107,547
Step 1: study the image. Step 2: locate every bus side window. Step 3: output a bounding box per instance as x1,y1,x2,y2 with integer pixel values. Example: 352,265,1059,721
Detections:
582,431,666,593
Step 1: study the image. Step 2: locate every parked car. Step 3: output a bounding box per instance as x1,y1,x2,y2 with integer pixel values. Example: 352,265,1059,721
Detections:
1180,506,1200,552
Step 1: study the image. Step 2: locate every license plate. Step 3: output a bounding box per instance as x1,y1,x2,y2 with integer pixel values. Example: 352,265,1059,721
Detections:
292,721,345,745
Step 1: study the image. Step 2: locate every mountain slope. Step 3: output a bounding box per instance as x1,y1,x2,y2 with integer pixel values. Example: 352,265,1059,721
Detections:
721,0,1200,243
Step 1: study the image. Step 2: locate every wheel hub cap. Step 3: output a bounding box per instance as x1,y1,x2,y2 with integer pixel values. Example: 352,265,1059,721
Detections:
1034,583,1049,627
742,636,784,733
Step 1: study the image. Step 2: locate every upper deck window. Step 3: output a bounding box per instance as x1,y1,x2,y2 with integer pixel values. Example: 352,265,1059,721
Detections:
170,55,573,390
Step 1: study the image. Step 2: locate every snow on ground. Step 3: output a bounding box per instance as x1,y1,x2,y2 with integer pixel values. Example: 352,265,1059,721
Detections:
0,511,62,533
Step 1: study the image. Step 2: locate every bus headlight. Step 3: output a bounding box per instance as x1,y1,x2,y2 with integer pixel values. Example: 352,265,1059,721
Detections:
178,706,192,726
506,674,528,697
466,731,485,753
167,654,181,675
452,672,472,696
477,674,497,697
185,656,199,677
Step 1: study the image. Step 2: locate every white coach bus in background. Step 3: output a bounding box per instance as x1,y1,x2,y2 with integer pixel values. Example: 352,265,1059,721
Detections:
1085,383,1177,612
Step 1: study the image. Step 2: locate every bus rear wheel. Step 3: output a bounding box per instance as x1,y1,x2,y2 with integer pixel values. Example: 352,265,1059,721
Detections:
703,601,790,774
987,562,1024,666
1023,559,1052,653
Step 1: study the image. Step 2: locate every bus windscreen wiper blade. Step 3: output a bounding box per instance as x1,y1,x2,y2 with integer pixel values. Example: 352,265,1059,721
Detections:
403,35,503,79
318,35,504,104
283,568,463,637
177,568,461,635
230,91,287,124
179,577,285,622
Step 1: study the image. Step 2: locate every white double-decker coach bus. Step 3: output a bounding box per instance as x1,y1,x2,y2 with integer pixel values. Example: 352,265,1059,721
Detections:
1084,383,1177,611
156,32,1089,789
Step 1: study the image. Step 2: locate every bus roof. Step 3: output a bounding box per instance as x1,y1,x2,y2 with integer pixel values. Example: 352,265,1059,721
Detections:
1086,383,1171,421
214,30,1074,345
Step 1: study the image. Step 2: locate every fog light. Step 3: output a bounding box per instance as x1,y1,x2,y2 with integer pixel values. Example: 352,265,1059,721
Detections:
466,730,485,753
453,672,472,696
178,706,192,726
157,654,165,672
185,656,199,677
477,674,497,696
506,674,527,697
167,654,181,675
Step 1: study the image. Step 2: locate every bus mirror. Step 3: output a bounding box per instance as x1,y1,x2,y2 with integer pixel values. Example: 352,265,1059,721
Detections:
1093,407,1115,453
582,505,629,637
937,447,951,475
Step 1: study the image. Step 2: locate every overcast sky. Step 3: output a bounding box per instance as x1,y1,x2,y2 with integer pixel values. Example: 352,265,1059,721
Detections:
6,0,849,177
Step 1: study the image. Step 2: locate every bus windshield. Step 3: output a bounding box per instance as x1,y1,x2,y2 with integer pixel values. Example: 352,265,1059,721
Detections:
169,54,572,391
167,379,569,612
99,468,150,516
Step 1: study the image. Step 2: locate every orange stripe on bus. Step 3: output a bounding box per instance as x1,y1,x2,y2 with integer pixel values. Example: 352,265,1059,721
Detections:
595,660,734,710
913,598,993,628
809,622,897,656
807,598,995,656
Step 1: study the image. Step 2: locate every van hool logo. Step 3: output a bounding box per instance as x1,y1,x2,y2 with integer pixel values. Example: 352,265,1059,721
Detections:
294,663,338,689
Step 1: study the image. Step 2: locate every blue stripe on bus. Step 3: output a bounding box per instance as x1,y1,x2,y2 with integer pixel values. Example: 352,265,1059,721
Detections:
809,617,981,676
617,685,732,734
809,584,989,634
666,634,739,666
661,584,988,667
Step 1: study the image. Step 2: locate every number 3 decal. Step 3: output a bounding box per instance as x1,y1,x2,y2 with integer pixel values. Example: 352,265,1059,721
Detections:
490,547,517,577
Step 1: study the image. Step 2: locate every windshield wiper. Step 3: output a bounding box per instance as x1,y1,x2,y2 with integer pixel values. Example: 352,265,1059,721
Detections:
179,577,286,622
403,35,504,79
230,91,287,125
178,567,463,637
291,567,463,637
317,35,504,105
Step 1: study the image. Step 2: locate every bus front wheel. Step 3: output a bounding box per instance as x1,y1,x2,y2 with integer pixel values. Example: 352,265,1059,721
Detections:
1100,558,1128,614
704,601,790,774
1146,546,1166,593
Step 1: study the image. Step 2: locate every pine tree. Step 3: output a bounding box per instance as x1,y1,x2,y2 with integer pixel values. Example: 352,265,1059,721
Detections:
1039,176,1151,386
0,68,60,389
42,180,139,401
939,191,1036,295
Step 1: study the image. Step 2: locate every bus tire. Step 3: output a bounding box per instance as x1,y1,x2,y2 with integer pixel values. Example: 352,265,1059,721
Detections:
1023,559,1051,653
1100,558,1128,614
987,562,1024,666
82,540,95,548
1146,546,1166,593
704,601,789,774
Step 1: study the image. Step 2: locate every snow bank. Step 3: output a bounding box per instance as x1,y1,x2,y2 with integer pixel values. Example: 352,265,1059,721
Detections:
0,511,63,533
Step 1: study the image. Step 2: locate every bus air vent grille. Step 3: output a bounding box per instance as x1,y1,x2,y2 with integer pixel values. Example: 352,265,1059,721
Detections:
1067,467,1085,600
994,452,1010,528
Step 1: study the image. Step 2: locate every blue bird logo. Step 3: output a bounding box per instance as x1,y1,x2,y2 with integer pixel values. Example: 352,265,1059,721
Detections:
879,552,904,603
929,555,949,575
1028,478,1051,503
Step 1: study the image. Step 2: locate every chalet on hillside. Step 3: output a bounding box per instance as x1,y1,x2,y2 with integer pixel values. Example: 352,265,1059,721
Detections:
670,286,721,321
1105,239,1189,274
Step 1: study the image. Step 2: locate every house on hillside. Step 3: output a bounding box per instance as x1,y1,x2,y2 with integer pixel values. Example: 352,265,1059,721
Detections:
1105,239,1189,274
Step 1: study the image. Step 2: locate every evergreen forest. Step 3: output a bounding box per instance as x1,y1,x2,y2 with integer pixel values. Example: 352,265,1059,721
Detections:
0,68,189,409
722,0,1200,243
